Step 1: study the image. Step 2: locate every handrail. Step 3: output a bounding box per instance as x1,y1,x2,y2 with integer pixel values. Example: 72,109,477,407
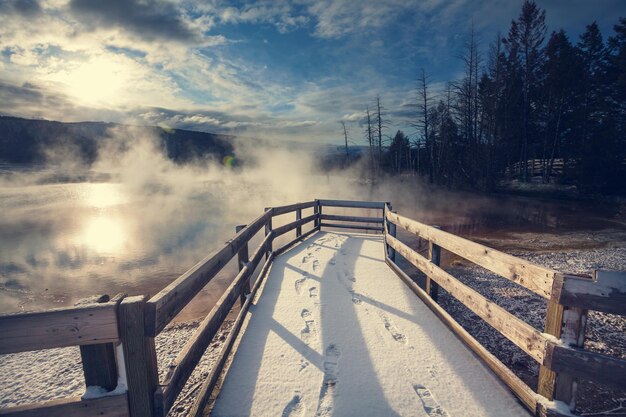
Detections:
385,207,626,417
146,209,273,336
386,210,557,298
0,302,119,354
386,234,548,363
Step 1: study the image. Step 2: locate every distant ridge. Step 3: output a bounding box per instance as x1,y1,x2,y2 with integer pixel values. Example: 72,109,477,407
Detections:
0,116,236,165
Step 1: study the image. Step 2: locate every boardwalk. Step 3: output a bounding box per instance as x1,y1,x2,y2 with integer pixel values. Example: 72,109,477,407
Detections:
212,232,529,417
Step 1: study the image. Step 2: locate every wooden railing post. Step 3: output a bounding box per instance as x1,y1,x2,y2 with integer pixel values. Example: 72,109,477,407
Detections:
265,208,273,260
296,208,302,238
427,226,441,302
539,283,588,412
76,294,121,393
385,203,396,261
119,295,159,417
314,200,321,230
236,224,251,306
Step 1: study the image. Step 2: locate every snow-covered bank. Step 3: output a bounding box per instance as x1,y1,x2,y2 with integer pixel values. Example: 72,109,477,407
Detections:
212,232,528,417
0,318,232,417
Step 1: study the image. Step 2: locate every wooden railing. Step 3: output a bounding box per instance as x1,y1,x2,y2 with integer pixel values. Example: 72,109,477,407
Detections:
383,206,626,417
0,294,130,417
1,199,622,417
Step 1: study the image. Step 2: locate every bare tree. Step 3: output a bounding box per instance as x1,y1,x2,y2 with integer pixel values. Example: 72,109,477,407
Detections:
364,106,376,178
341,121,349,158
374,95,389,165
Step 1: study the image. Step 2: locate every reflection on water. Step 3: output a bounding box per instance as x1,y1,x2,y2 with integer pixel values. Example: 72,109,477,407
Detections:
74,215,128,255
0,180,240,314
1,176,624,316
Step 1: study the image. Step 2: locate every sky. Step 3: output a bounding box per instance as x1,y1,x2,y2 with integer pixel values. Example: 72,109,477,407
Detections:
0,0,624,145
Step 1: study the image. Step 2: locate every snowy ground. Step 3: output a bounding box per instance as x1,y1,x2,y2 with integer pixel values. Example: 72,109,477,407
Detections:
211,231,529,417
0,317,232,417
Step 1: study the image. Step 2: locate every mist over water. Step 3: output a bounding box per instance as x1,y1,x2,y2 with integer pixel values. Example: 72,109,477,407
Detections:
0,126,623,315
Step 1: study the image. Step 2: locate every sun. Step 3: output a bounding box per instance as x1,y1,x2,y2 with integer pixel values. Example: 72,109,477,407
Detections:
53,55,131,106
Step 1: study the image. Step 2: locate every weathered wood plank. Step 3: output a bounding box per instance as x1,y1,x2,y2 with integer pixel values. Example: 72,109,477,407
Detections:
320,222,383,232
547,343,626,390
273,214,317,237
320,214,384,224
76,294,124,392
386,211,557,299
271,201,316,216
0,394,129,417
160,232,273,414
119,295,158,417
387,234,547,363
147,209,271,336
554,306,587,409
0,303,119,354
427,228,441,302
385,258,539,413
318,199,386,209
296,208,302,237
235,225,250,306
189,252,276,417
556,270,626,315
537,300,564,401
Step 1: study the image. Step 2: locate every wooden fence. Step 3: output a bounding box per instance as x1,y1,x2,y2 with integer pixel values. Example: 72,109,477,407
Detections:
383,206,626,417
0,199,623,417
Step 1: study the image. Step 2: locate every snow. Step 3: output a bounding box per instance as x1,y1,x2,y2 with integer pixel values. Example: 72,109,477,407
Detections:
211,231,529,417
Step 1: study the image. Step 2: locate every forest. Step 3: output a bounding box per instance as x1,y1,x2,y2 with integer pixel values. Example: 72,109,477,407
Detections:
353,1,626,195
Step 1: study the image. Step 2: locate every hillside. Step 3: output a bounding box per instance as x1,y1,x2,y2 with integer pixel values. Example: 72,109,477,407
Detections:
0,116,236,166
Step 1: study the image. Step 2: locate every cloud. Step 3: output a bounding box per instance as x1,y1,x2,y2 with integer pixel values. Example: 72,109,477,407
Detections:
68,0,200,43
0,0,42,17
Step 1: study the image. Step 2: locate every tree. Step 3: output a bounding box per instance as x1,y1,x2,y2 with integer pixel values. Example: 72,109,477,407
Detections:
507,0,546,181
540,30,580,182
341,121,349,158
374,95,389,165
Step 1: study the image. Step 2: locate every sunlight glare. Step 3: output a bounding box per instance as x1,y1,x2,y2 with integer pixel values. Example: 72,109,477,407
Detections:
81,184,127,209
75,215,128,255
60,57,130,106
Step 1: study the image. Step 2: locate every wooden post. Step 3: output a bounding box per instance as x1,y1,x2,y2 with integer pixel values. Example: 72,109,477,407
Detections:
314,200,321,230
385,203,396,261
427,226,441,302
538,294,588,411
76,295,119,392
265,208,273,260
119,295,159,417
236,224,250,306
296,208,302,238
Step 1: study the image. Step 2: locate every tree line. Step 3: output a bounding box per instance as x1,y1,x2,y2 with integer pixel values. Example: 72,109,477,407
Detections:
348,1,626,194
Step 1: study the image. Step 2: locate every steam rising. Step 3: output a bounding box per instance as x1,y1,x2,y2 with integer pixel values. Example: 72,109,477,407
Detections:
0,125,409,314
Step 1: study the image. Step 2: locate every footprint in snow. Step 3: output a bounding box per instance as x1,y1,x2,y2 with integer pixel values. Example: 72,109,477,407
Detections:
350,290,362,305
309,287,318,298
413,384,450,417
300,309,317,344
380,313,407,344
312,260,320,271
294,278,306,295
315,344,341,417
299,359,309,372
282,392,305,417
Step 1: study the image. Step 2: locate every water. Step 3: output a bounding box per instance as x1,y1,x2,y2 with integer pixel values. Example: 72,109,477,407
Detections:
0,181,240,314
1,178,624,316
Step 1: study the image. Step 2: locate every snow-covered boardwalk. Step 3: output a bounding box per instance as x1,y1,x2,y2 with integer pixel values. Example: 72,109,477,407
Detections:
212,231,529,417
